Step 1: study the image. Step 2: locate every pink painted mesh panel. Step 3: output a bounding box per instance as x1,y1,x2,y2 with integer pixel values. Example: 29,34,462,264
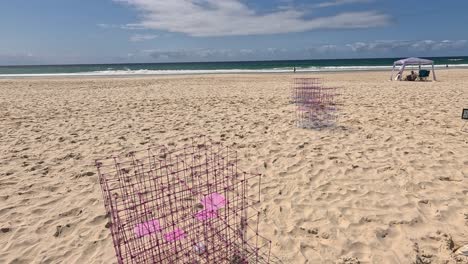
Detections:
95,137,273,264
292,78,341,129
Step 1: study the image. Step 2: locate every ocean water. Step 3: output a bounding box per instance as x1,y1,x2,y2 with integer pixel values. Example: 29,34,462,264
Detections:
1,57,467,77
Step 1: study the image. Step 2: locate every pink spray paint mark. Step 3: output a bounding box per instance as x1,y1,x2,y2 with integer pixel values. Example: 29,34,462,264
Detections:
134,219,161,238
201,193,226,211
164,228,186,242
195,209,219,221
195,193,226,221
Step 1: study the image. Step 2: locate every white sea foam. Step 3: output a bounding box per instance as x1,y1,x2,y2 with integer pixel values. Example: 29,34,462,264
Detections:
1,64,468,77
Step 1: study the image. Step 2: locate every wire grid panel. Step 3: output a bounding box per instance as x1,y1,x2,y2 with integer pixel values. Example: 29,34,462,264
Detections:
292,78,341,129
95,137,272,264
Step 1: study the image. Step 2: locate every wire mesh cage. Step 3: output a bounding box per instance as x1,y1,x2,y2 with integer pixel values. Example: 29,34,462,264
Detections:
95,136,272,264
292,78,341,129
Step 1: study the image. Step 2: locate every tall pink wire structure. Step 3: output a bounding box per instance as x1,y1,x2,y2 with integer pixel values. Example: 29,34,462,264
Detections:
95,136,272,264
292,78,340,129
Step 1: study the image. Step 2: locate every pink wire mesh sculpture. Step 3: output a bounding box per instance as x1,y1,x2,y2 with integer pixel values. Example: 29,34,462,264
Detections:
95,136,272,264
292,78,340,129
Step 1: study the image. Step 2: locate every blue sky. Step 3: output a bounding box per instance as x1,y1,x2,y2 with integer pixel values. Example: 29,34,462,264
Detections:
1,0,468,65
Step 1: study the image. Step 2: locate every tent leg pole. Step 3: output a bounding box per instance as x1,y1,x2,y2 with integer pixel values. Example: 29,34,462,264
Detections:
390,65,395,81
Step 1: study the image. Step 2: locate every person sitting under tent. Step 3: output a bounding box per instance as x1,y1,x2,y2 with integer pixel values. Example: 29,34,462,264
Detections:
405,71,418,81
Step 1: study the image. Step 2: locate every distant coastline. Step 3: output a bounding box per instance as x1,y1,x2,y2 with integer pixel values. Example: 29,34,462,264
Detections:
1,57,467,77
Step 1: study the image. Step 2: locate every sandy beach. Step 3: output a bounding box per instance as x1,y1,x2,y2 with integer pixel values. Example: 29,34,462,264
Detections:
1,70,468,263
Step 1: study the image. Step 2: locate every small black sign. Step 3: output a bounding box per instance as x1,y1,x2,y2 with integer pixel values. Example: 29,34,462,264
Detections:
463,109,468,120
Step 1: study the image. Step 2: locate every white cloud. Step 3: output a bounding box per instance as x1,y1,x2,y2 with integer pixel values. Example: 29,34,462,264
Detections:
346,40,412,52
140,47,300,61
97,23,126,29
346,40,468,53
97,23,112,28
0,53,41,65
115,0,390,37
239,49,254,54
130,34,158,42
121,24,146,30
309,44,339,53
145,48,237,60
265,48,288,54
411,39,468,51
315,0,373,8
141,39,468,62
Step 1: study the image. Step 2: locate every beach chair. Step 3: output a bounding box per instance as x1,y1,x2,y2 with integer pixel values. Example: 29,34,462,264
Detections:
418,69,430,81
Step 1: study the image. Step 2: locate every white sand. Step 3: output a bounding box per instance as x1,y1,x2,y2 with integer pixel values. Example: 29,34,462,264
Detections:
1,70,467,263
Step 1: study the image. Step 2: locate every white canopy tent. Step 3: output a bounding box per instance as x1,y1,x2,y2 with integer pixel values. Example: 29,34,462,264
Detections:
390,57,436,81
